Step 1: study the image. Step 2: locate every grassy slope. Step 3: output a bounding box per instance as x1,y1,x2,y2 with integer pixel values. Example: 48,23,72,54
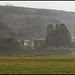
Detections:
0,56,75,74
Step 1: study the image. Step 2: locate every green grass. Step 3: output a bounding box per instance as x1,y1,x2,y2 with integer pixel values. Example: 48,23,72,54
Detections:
0,56,75,74
68,52,75,56
0,48,75,74
0,48,72,56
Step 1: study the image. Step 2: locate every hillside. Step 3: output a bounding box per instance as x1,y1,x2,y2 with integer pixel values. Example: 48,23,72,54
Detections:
0,5,75,39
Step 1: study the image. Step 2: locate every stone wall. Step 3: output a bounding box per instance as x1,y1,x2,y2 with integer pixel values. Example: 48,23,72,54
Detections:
0,37,19,49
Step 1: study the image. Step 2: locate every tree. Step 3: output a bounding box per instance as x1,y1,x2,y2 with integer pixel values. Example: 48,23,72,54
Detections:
0,22,15,38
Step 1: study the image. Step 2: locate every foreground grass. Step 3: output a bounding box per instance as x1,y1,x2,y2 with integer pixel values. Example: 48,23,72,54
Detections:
0,56,75,74
0,48,72,56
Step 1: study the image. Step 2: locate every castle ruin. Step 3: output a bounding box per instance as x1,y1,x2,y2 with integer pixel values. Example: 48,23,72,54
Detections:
44,24,71,48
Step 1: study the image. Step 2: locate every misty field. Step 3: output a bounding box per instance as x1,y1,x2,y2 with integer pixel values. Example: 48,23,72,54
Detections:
0,56,75,74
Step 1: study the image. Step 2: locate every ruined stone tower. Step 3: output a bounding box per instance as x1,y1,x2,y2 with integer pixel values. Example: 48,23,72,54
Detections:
44,24,54,47
44,24,71,48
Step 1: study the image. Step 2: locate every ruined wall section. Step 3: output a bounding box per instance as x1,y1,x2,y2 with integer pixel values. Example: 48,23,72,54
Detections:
44,24,71,48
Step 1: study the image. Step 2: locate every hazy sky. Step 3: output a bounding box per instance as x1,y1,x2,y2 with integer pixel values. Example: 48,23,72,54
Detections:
0,1,75,12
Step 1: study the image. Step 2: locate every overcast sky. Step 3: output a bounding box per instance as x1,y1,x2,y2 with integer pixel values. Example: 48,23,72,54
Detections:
0,1,75,12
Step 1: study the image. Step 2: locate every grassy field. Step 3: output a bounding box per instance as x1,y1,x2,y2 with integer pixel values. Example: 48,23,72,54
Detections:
0,56,75,74
0,48,72,56
0,48,75,74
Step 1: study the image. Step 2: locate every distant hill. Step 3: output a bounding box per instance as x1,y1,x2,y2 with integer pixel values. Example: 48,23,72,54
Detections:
0,5,75,39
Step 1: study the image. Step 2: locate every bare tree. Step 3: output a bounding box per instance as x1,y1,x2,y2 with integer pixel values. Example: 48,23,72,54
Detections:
0,22,15,38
